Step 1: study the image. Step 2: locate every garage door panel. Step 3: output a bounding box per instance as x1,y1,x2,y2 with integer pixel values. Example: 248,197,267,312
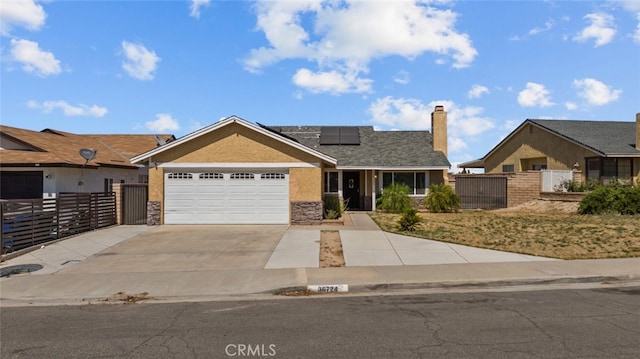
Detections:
164,170,289,224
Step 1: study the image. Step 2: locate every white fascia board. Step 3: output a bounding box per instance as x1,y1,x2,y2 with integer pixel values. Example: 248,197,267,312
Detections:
159,162,320,168
131,116,337,165
336,166,450,171
601,153,640,158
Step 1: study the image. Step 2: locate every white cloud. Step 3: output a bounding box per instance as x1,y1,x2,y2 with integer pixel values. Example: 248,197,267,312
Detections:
634,14,640,43
517,82,553,108
145,113,180,132
448,137,468,153
0,0,46,36
28,100,108,117
613,0,640,12
529,20,554,35
244,1,477,94
565,102,578,110
121,41,161,80
573,13,616,47
367,97,494,155
468,84,489,99
292,68,372,94
10,38,61,76
189,0,211,19
573,78,621,106
393,71,410,85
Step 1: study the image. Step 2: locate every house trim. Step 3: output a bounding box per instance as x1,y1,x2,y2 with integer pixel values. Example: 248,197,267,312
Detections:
158,162,321,169
336,166,449,170
131,116,337,165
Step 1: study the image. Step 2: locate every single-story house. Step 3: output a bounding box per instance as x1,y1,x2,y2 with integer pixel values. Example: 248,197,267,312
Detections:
460,114,640,184
0,125,174,199
130,106,451,225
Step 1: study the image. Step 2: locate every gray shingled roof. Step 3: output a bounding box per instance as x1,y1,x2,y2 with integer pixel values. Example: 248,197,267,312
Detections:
276,126,450,168
529,119,639,155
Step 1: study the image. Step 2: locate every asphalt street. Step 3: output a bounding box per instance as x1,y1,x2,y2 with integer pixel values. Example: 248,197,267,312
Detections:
1,286,639,358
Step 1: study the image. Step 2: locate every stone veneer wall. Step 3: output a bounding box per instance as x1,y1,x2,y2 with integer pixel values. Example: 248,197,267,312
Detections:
147,201,161,226
290,201,323,225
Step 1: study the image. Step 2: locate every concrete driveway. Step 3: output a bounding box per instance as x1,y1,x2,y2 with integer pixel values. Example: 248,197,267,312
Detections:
59,225,289,275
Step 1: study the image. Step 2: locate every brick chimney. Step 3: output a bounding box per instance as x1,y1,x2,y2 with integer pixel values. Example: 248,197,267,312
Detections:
431,105,447,157
636,113,640,150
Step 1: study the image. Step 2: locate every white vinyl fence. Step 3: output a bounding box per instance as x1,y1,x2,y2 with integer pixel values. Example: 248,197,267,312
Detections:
541,170,573,192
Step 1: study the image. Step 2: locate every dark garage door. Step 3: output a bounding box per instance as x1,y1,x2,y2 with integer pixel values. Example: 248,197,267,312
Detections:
0,171,43,199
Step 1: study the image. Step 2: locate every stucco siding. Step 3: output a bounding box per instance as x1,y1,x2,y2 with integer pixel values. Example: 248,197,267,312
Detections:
290,167,322,202
151,124,320,164
485,123,600,173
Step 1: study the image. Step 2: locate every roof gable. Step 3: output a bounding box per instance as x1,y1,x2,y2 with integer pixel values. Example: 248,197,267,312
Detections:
529,119,638,156
0,125,171,168
461,118,640,168
130,116,337,165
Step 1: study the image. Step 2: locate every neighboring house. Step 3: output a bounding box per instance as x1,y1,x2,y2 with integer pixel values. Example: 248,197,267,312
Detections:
460,114,640,184
131,106,450,225
0,125,174,199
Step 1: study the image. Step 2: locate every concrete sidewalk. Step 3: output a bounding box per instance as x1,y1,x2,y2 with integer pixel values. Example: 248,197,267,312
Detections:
1,216,639,306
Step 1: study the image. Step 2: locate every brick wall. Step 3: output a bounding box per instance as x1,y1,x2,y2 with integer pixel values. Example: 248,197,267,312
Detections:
290,201,323,225
112,183,123,225
506,171,541,207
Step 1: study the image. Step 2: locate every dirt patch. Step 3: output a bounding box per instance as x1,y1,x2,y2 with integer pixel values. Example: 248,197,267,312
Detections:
319,230,345,268
494,199,579,214
95,291,150,304
370,201,640,260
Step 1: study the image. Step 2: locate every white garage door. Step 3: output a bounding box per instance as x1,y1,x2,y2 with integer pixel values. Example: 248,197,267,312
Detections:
164,170,289,224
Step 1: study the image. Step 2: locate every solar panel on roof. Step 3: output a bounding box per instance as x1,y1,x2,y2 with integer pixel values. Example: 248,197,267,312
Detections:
319,127,360,145
320,127,340,145
339,127,360,145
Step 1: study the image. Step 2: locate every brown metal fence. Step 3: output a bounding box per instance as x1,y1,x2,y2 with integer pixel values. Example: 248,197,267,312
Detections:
1,192,116,254
122,184,148,225
455,176,508,210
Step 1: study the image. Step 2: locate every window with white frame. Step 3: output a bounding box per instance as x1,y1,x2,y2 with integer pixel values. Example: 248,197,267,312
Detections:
381,172,427,195
324,171,338,193
168,172,192,179
261,173,285,180
230,173,255,180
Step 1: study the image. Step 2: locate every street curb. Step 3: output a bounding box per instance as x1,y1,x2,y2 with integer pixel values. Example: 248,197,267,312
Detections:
272,275,639,296
348,275,639,292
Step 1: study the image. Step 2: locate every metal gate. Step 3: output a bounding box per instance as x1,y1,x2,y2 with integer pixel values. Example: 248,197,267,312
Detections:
122,184,148,225
455,176,507,209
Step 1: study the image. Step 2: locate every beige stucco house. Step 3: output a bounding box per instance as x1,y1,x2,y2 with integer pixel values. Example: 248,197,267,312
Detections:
460,114,640,184
131,107,450,225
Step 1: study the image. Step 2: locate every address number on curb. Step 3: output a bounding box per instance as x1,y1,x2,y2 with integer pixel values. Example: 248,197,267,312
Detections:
307,284,349,293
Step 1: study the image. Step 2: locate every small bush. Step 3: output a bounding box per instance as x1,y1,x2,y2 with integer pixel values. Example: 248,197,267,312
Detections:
578,183,640,215
554,179,600,192
377,183,412,213
423,183,460,213
323,194,343,219
397,208,422,231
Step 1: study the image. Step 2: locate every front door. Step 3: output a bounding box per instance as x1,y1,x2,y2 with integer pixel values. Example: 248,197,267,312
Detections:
342,171,360,209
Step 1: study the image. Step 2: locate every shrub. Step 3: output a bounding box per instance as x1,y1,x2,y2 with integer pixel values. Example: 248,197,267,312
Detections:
554,179,600,192
377,183,412,213
423,183,460,213
323,194,343,219
578,183,640,215
397,208,422,231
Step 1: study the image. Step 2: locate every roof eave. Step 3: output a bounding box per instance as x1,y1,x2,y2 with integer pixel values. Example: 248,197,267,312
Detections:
131,116,337,165
336,166,450,170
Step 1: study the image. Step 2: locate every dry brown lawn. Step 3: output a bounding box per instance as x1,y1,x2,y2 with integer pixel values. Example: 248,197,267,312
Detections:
370,202,640,260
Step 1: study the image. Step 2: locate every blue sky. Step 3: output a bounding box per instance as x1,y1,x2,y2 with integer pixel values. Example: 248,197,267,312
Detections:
2,0,639,170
